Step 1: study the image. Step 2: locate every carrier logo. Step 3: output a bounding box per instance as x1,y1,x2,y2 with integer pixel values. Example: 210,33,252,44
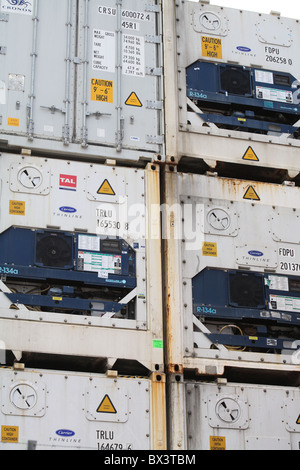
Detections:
236,46,252,53
1,0,33,15
59,206,77,214
56,429,75,437
248,250,264,257
59,174,77,191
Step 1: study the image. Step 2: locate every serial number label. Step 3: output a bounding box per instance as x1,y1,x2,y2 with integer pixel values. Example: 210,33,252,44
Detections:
280,262,300,272
264,47,293,66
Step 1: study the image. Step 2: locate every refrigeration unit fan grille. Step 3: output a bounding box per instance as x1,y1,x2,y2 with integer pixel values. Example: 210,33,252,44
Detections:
35,232,73,269
220,66,252,96
229,272,265,308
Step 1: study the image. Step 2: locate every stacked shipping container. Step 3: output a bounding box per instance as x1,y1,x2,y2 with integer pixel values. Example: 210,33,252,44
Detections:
163,0,300,451
0,0,166,450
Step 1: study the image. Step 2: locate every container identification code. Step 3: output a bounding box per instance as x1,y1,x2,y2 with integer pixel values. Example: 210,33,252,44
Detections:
98,6,152,21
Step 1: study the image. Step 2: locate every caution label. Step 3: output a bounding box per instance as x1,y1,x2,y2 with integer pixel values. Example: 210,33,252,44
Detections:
91,78,113,103
97,395,117,414
7,117,19,127
296,414,300,425
243,146,259,161
201,36,222,59
210,436,226,450
9,200,25,216
1,426,19,443
97,179,115,196
125,92,142,107
202,242,217,257
243,186,260,201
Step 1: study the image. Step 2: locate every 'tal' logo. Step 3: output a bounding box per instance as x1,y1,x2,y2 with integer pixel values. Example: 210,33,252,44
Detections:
59,174,77,191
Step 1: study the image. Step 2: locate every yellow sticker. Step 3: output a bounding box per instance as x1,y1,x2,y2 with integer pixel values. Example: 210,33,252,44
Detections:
243,186,260,201
1,426,19,443
202,242,217,257
125,92,143,107
210,436,226,450
97,179,115,196
243,146,259,161
9,200,25,216
296,414,300,425
97,395,117,414
201,36,222,59
91,78,113,103
7,117,20,127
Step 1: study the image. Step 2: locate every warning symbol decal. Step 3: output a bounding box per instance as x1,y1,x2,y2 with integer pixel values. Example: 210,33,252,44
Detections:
296,414,300,425
243,146,259,161
243,186,260,201
97,395,117,414
97,179,115,196
125,92,143,107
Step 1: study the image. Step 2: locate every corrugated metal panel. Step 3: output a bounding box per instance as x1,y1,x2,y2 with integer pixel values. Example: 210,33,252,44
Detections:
0,368,166,450
0,0,164,162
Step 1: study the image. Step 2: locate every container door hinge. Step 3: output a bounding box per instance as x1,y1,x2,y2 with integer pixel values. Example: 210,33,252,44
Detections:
145,4,160,13
147,135,164,145
145,35,161,44
146,67,163,76
0,46,7,55
146,100,163,110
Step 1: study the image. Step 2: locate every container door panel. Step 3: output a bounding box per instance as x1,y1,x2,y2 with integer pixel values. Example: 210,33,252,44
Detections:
76,0,163,154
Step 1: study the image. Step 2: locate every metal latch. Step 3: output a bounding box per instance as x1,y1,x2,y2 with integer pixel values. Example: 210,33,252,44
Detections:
86,111,112,119
40,105,65,114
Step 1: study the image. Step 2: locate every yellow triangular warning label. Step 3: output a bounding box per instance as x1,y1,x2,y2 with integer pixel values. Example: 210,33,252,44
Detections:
97,394,117,414
296,414,300,425
125,92,143,107
243,185,260,201
98,179,115,196
242,146,259,161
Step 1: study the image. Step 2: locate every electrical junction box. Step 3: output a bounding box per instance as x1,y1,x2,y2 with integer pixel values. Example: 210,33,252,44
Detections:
171,171,300,364
0,368,165,450
166,1,300,170
186,381,300,450
0,0,164,163
0,153,162,335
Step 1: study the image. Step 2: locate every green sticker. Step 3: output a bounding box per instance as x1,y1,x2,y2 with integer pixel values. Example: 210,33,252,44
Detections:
153,339,163,349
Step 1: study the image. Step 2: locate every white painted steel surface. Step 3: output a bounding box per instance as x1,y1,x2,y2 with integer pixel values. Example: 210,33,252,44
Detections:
0,0,164,162
162,166,300,369
0,368,166,450
163,0,300,170
0,154,163,371
185,381,300,450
